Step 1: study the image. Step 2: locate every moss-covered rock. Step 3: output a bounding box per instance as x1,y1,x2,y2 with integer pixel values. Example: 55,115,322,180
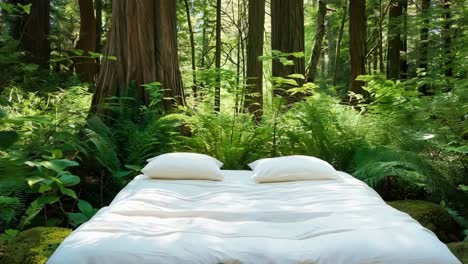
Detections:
388,200,463,243
0,227,71,264
447,242,468,264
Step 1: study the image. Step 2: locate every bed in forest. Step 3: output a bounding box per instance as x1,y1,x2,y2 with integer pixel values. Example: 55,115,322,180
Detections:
48,169,460,264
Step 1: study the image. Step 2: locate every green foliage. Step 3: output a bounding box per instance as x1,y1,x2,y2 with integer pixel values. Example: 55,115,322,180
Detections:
67,200,98,227
183,111,273,169
277,93,361,170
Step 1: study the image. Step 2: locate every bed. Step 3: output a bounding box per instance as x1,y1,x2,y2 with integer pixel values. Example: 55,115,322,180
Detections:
48,170,460,264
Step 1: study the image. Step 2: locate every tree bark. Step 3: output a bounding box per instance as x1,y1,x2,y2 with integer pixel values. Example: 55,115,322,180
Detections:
214,0,222,112
333,0,348,86
246,0,265,120
418,0,430,94
349,0,367,95
75,0,97,83
400,0,407,79
154,0,186,109
95,0,103,54
91,0,185,114
20,0,50,68
326,2,337,79
442,0,452,77
184,0,197,97
378,0,385,73
271,0,305,103
306,0,327,83
386,0,403,80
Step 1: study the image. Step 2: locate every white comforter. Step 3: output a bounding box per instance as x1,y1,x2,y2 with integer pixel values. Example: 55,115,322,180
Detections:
48,170,460,264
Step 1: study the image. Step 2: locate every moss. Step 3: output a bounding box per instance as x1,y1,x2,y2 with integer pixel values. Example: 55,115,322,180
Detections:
0,227,71,264
388,200,463,243
447,242,468,264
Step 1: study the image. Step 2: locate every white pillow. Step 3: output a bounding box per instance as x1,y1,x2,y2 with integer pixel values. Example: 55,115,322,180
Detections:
249,155,341,183
142,153,224,180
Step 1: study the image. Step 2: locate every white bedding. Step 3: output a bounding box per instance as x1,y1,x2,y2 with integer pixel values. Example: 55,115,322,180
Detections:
48,170,460,264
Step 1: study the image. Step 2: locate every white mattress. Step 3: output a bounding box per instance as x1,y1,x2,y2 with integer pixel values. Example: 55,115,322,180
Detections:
48,170,460,264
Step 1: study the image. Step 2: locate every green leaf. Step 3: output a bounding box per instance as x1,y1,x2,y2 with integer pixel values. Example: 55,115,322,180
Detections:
112,170,133,178
67,213,88,227
0,131,19,150
27,176,45,187
445,146,468,154
38,184,52,193
77,200,97,218
88,51,99,58
58,173,80,187
58,185,77,199
17,3,31,14
39,159,79,173
51,149,63,159
287,74,305,80
125,164,143,171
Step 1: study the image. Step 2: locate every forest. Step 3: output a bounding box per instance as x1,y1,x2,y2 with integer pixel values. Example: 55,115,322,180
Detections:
0,0,467,263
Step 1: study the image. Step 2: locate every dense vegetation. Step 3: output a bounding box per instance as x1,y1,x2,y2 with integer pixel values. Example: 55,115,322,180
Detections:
0,0,467,248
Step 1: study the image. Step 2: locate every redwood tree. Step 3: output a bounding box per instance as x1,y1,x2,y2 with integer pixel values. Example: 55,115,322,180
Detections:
349,0,367,95
418,0,430,94
20,0,50,67
386,0,407,80
214,0,221,112
246,0,265,120
306,0,327,83
92,0,185,114
271,0,305,103
75,0,97,83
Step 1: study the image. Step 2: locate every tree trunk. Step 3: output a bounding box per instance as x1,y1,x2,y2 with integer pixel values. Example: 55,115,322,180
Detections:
75,0,97,83
442,0,452,77
306,0,327,83
91,0,185,114
400,0,408,79
246,0,265,120
326,2,337,79
184,0,197,97
20,0,50,68
214,0,221,112
333,0,348,86
386,0,403,80
378,0,385,73
154,0,186,109
349,0,367,95
418,0,430,94
95,0,103,54
271,0,305,103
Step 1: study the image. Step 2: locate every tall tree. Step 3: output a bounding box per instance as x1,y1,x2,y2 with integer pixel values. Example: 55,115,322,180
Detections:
442,0,452,77
271,0,305,103
246,0,265,120
386,0,403,80
214,0,221,112
92,0,185,114
418,0,430,94
183,0,197,97
306,0,327,83
154,0,186,110
75,0,97,83
95,0,103,54
400,0,408,79
348,0,367,95
20,0,50,67
333,0,348,86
